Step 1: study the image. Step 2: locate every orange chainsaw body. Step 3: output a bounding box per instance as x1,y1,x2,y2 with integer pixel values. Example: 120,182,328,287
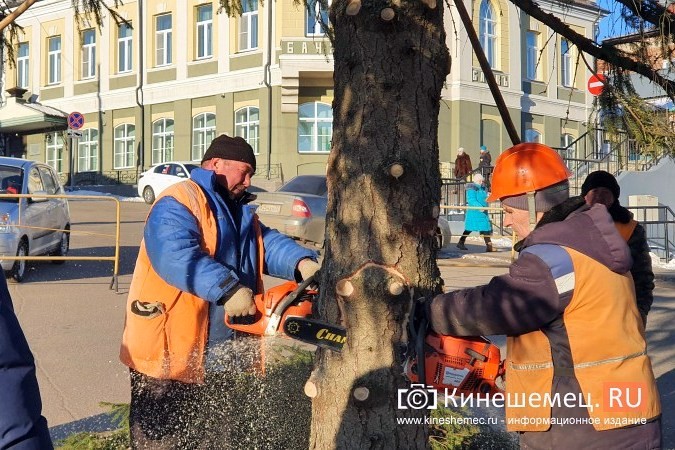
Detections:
406,332,504,396
224,280,315,336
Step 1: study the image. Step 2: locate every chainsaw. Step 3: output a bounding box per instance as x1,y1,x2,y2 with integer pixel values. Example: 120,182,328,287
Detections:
224,273,347,352
404,298,505,397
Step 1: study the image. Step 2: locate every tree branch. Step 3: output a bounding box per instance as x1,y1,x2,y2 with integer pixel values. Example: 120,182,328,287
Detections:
510,0,675,101
0,0,38,32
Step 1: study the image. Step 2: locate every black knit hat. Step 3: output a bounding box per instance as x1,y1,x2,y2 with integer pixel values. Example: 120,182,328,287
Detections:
581,170,619,199
201,134,256,172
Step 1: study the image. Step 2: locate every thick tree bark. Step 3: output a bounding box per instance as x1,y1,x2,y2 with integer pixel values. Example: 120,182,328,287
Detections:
309,1,450,448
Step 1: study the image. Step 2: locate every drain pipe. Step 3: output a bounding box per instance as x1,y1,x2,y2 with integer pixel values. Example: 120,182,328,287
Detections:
135,0,145,176
263,0,274,180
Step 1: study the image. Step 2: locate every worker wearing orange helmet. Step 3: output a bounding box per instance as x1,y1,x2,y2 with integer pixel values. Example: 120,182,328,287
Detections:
426,143,661,448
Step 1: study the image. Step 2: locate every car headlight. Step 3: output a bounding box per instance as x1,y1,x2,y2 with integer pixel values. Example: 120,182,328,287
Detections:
0,213,13,233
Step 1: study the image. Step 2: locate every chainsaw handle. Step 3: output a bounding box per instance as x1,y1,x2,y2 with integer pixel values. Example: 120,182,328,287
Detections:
271,271,319,317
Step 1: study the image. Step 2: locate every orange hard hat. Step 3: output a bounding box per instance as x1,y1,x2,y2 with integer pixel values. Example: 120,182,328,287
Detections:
487,143,572,202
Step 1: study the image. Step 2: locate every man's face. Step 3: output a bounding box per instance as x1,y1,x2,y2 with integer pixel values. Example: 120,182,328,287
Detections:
584,187,614,208
503,205,542,239
209,158,254,199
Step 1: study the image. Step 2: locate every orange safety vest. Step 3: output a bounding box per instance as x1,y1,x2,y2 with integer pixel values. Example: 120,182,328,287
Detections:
119,180,263,383
615,219,638,242
505,246,661,432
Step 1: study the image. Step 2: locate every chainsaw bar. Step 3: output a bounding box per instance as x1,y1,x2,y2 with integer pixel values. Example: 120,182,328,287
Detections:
283,317,346,352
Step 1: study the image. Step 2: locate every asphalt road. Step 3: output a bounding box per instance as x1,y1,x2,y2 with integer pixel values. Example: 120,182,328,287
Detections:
8,199,675,446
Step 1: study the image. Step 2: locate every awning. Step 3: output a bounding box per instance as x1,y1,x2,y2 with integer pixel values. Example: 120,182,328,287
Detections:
0,89,68,135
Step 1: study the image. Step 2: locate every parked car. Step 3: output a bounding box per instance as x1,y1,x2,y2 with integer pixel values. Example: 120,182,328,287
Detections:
0,157,71,282
251,175,452,249
137,161,200,204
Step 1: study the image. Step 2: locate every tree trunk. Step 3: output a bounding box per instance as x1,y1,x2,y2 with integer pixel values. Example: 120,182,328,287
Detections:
309,2,450,448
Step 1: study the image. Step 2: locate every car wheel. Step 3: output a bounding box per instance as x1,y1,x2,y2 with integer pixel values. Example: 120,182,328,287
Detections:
10,239,28,282
52,228,70,264
143,186,156,204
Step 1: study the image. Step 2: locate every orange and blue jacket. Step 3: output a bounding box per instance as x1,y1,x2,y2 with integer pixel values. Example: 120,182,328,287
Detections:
120,168,317,383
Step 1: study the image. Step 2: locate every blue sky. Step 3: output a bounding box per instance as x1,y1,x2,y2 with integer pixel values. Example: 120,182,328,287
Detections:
596,0,634,42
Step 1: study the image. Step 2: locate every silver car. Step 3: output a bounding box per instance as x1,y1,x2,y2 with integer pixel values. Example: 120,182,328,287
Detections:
0,157,71,282
252,175,452,250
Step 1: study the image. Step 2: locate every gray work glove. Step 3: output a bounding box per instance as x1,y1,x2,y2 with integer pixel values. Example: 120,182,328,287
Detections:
223,285,256,317
297,259,320,281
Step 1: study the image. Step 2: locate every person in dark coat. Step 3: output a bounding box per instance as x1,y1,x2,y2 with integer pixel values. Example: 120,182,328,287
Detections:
456,174,494,252
581,170,655,327
478,145,493,187
453,147,472,180
0,271,53,449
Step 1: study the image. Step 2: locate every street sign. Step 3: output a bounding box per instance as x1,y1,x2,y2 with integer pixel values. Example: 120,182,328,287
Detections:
68,111,85,130
66,129,83,138
587,74,606,96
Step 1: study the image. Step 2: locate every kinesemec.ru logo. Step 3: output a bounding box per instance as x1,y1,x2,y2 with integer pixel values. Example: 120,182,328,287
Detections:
397,384,438,410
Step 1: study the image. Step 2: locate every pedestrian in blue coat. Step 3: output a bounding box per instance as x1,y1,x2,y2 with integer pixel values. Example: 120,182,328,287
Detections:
457,174,495,252
0,271,53,449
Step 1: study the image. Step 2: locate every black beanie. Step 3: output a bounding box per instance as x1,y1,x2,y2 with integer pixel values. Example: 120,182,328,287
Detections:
201,134,256,172
581,170,620,199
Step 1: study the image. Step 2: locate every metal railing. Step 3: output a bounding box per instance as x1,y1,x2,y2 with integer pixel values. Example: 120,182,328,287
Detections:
627,205,675,262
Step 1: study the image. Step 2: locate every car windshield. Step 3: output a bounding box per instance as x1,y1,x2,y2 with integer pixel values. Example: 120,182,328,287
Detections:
0,166,23,202
278,176,327,196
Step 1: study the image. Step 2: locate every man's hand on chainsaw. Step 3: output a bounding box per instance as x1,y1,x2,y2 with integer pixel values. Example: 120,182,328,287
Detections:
297,259,320,281
223,284,256,317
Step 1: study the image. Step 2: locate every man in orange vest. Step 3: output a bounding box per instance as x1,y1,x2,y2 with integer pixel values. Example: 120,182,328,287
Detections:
426,143,661,448
120,134,320,448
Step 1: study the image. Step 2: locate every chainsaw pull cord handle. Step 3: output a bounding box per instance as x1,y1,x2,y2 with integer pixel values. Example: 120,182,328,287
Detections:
271,271,318,318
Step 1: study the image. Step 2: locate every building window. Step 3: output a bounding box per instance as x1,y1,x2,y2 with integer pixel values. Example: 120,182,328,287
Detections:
524,128,541,143
306,0,329,36
156,14,172,66
239,1,258,51
17,42,29,88
196,4,213,59
46,132,64,173
479,0,497,68
561,133,576,160
81,29,96,79
526,31,539,81
192,113,216,161
152,118,175,164
561,38,573,87
118,23,133,73
78,128,99,172
298,102,332,153
114,124,136,169
48,36,61,85
235,107,260,154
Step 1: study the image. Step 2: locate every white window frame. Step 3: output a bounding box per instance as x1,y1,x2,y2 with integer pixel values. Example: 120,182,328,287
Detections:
196,4,213,59
191,113,216,161
114,124,136,169
479,0,497,69
526,31,539,81
561,38,574,87
306,0,330,36
46,132,64,173
152,118,175,164
524,128,542,143
17,42,29,88
48,36,61,85
298,102,333,153
118,23,133,73
78,128,99,172
561,133,576,159
82,29,96,80
156,14,172,67
235,107,260,154
239,1,259,51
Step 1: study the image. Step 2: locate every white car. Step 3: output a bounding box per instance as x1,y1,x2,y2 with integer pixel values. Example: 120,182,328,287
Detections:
137,162,200,204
